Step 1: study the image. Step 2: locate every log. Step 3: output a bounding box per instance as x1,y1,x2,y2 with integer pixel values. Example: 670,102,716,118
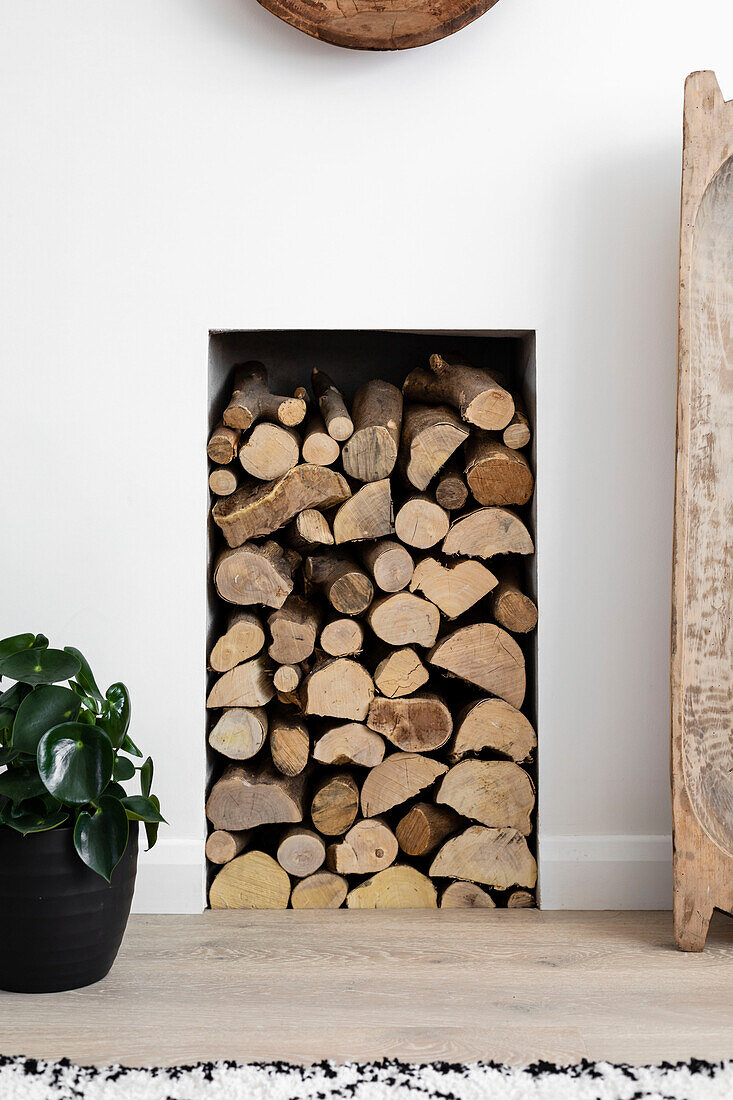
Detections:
361,752,447,817
304,552,373,615
311,771,359,836
270,711,309,776
320,617,365,657
333,480,394,544
239,422,300,481
210,611,265,673
367,592,440,649
410,557,497,619
300,658,374,721
465,438,534,507
207,420,241,465
205,829,250,865
312,724,385,768
367,692,452,753
442,507,534,559
291,871,348,909
311,368,353,441
360,540,414,593
223,363,306,431
206,761,306,831
268,595,321,664
450,697,537,764
491,567,538,634
209,850,291,909
503,396,531,450
346,865,437,909
341,380,403,482
212,465,351,547
507,889,535,908
208,706,268,759
276,826,326,878
214,542,299,609
207,656,275,709
440,881,496,908
402,354,514,431
209,467,240,497
398,404,469,491
395,802,461,857
437,759,535,834
327,817,398,874
301,414,341,466
394,495,450,549
286,509,334,550
272,664,303,694
428,623,525,707
373,647,428,698
429,825,537,889
434,459,469,511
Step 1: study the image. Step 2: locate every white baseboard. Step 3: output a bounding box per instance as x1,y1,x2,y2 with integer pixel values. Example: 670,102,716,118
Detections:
132,838,205,913
539,834,673,909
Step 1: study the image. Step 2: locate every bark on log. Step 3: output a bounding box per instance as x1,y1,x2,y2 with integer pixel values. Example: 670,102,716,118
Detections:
361,752,447,817
239,423,300,481
402,354,514,431
367,692,452,752
291,871,348,909
209,850,291,909
268,595,321,665
301,414,341,466
272,663,303,694
437,759,535,834
490,567,538,634
209,467,240,497
312,368,353,441
410,557,497,619
440,881,496,908
223,363,306,431
428,623,526,708
333,479,394,544
205,829,250,865
429,825,537,889
465,438,534,507
442,507,534,560
394,494,450,549
320,617,365,657
312,724,385,768
206,761,306,831
367,592,440,649
360,539,414,593
208,706,268,760
341,380,403,482
398,404,469,491
434,459,469,511
210,611,265,673
327,817,398,875
507,889,535,908
286,509,334,550
346,865,437,909
373,647,428,698
213,465,351,547
395,801,462,857
300,657,375,721
214,542,299,609
207,420,241,465
276,826,325,878
207,656,275,709
503,396,531,450
450,697,537,764
304,552,373,616
270,711,310,776
311,771,359,836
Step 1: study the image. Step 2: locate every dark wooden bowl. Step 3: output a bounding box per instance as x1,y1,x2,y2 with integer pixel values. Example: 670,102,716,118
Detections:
255,0,502,50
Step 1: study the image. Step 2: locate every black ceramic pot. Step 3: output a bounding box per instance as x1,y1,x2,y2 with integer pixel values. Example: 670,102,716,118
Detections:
0,824,138,993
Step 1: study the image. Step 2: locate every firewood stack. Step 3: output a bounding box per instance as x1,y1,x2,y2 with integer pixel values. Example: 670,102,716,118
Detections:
206,355,537,910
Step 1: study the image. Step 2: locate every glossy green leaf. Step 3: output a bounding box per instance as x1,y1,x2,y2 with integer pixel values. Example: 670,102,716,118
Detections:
0,634,36,662
106,781,126,799
97,683,131,749
113,756,135,782
34,634,49,650
140,756,153,798
65,646,103,704
0,767,47,802
120,732,141,758
12,686,82,754
0,683,31,712
37,722,114,804
119,795,166,824
74,795,129,882
0,648,81,687
1,799,68,835
144,794,161,851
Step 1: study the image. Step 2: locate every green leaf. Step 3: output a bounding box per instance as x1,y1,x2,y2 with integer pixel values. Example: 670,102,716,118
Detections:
119,795,166,824
65,646,103,704
73,795,129,882
0,767,47,802
120,732,142,758
113,756,135,782
0,683,31,712
0,634,36,662
105,781,126,799
98,683,131,749
37,722,114,804
0,648,81,687
1,799,68,835
12,686,82,754
140,756,153,798
144,794,161,851
0,745,19,765
34,634,49,650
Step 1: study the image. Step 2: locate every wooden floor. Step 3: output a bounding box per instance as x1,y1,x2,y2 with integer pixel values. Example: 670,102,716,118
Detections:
2,910,733,1067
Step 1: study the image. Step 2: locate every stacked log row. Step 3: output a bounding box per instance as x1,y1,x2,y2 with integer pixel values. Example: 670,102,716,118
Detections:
206,356,537,910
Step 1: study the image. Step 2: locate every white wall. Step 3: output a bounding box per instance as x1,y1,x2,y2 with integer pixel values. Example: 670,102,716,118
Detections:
2,0,731,910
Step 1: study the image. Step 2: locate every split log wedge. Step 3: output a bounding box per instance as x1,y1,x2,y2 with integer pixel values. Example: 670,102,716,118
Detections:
276,827,325,878
367,592,440,649
300,658,374,721
210,611,265,673
373,647,428,698
341,380,403,482
346,865,437,909
398,404,469,491
428,623,525,708
239,423,300,482
214,542,299,609
442,508,534,560
327,817,398,875
395,801,462,857
268,595,321,664
437,759,535,834
440,881,496,908
311,771,359,835
206,762,306,831
367,692,452,753
223,363,306,431
207,656,275,709
209,850,291,909
394,494,450,549
208,706,268,759
450,697,537,764
429,825,537,889
410,558,497,619
312,724,385,768
291,871,347,909
286,509,334,549
465,438,534,507
270,712,310,776
333,479,394,544
361,752,447,817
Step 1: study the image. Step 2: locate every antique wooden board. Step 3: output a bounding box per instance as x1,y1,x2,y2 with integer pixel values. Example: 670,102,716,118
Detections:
672,71,733,951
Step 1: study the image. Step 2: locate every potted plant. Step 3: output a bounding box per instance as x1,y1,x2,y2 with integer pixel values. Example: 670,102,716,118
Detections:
0,632,165,993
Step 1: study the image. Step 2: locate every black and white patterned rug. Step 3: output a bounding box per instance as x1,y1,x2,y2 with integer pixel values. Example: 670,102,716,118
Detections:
2,1055,733,1100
